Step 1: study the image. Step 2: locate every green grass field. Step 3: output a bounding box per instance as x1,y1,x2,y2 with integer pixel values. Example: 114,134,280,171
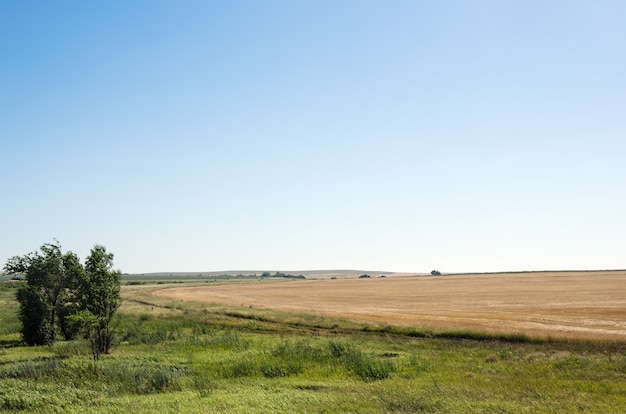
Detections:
1,281,625,413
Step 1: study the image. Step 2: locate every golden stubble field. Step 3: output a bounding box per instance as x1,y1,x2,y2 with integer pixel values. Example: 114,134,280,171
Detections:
154,271,626,340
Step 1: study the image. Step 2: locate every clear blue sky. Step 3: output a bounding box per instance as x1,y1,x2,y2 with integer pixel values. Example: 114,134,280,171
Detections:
2,1,624,273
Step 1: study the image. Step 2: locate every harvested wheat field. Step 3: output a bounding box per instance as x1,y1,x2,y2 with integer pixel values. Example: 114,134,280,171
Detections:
155,271,626,340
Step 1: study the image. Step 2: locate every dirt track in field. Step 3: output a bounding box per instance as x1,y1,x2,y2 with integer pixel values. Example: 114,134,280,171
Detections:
154,271,626,340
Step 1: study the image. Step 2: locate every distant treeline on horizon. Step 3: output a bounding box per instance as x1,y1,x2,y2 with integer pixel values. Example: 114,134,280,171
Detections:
121,271,306,283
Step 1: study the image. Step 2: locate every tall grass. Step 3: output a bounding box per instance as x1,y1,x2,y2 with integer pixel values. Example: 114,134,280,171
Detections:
0,357,60,380
0,283,20,338
0,355,185,394
327,340,395,380
1,281,626,413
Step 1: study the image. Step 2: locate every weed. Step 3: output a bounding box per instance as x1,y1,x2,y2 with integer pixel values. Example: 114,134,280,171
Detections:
327,342,395,380
408,354,431,373
343,349,395,380
52,340,91,358
99,363,185,393
0,390,31,411
272,340,326,362
328,340,349,358
260,358,303,378
0,357,60,380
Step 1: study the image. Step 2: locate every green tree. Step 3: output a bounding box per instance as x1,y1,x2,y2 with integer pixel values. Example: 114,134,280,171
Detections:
4,242,83,345
4,242,122,356
74,245,121,358
14,284,49,345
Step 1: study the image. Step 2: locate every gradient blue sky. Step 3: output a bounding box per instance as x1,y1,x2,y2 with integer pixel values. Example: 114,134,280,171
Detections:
2,1,624,273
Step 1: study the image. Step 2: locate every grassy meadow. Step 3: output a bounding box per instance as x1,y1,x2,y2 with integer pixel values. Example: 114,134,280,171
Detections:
1,280,625,413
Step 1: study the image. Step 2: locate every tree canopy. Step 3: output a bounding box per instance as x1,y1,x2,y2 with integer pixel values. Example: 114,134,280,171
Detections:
3,242,121,358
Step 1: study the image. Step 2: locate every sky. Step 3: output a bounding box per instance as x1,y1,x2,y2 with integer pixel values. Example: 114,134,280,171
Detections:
1,1,625,274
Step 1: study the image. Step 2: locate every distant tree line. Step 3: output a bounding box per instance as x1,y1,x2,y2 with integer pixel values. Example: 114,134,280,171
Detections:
260,272,305,279
3,241,121,360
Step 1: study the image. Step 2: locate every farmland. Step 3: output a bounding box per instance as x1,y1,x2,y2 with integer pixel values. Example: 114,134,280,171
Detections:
1,271,626,412
155,270,626,341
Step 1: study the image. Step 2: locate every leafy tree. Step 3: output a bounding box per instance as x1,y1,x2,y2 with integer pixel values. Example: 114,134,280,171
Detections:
74,245,121,358
56,251,85,341
66,310,101,360
3,242,121,356
14,284,49,345
4,242,83,345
